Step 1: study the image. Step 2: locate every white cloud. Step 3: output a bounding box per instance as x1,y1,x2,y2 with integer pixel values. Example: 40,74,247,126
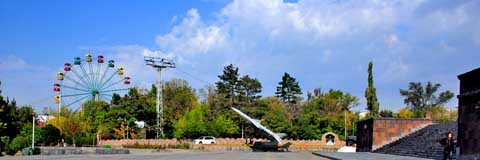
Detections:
0,55,43,71
102,0,479,110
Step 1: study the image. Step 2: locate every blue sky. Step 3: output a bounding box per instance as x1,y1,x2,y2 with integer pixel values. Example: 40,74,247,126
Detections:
1,0,479,112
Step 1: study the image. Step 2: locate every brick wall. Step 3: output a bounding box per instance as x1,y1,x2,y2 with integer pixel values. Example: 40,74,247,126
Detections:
99,138,344,149
356,118,432,152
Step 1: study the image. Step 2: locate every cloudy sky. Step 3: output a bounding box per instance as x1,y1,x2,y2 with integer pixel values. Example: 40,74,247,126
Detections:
1,0,479,112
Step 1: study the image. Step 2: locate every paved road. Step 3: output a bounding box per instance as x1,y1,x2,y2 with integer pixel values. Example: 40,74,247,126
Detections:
313,152,433,160
0,152,328,160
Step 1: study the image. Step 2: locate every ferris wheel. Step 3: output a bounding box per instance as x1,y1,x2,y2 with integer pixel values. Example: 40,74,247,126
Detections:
53,53,131,111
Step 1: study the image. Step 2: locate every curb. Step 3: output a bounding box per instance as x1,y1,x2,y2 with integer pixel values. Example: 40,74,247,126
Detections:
312,152,342,160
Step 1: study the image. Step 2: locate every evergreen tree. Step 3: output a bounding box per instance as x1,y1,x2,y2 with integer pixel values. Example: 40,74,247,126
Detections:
275,72,302,104
365,62,379,118
237,75,262,105
216,64,240,108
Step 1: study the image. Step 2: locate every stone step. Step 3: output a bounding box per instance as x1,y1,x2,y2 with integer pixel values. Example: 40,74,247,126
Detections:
374,122,457,159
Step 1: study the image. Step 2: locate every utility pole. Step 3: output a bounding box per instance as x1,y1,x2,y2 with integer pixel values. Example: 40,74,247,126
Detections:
144,56,175,139
31,113,36,154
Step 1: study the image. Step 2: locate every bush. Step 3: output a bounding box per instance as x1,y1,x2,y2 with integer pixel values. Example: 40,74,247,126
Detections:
6,136,29,155
39,124,61,146
74,134,95,146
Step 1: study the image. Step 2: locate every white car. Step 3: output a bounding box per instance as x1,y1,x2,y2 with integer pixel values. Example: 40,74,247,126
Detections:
193,136,216,144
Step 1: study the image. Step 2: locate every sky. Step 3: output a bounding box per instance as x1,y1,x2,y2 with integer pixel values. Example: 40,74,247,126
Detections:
0,0,479,112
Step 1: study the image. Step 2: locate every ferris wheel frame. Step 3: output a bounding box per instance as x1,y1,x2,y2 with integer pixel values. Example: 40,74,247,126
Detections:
53,53,131,111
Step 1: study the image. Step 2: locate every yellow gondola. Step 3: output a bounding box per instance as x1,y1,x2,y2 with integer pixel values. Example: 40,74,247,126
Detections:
85,53,92,62
117,67,124,75
56,72,64,80
53,95,60,104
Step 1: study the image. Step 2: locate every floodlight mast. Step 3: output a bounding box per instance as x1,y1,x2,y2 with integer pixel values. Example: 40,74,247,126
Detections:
144,56,175,139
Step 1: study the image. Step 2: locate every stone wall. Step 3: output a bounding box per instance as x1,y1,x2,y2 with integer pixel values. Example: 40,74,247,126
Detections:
22,147,129,155
356,118,432,152
458,68,480,159
99,138,343,152
99,138,343,147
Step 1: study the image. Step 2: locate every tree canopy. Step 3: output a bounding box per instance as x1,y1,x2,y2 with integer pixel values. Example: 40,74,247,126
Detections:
400,82,454,118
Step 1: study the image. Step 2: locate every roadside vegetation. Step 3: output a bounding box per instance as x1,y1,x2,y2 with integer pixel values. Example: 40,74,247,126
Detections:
0,62,456,155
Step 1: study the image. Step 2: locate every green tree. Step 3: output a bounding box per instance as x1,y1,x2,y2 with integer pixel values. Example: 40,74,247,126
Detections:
208,115,239,137
379,109,393,118
400,82,454,118
428,106,456,123
173,104,207,139
39,124,61,146
365,62,379,118
398,108,414,118
275,72,302,104
162,79,198,137
111,93,121,105
216,64,240,108
261,98,291,135
298,89,358,140
237,75,262,106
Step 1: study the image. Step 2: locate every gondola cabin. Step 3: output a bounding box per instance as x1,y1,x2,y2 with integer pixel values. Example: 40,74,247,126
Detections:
108,60,115,67
124,77,130,84
117,67,124,75
97,55,104,63
56,72,64,80
64,63,71,71
74,57,81,65
85,53,92,62
53,95,60,104
53,83,60,92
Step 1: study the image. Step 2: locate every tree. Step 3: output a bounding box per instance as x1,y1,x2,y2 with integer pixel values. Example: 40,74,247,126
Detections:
216,64,240,108
428,106,456,123
111,93,121,105
162,79,198,137
39,124,61,146
400,82,454,118
398,108,414,118
237,75,262,106
379,109,393,118
298,89,358,140
173,104,207,139
275,72,302,104
208,115,239,137
365,62,379,118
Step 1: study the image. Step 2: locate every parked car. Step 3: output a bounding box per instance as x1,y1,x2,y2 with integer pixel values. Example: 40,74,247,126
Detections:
193,136,216,144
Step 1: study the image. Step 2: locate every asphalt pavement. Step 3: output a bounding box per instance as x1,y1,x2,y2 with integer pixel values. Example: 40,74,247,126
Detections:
0,151,328,160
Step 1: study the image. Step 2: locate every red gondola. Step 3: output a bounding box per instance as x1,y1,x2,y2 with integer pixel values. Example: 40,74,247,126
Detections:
64,63,72,71
124,80,130,85
97,55,104,63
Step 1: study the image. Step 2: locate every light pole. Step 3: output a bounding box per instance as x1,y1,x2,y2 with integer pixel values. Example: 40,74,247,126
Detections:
31,113,36,155
144,56,175,139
